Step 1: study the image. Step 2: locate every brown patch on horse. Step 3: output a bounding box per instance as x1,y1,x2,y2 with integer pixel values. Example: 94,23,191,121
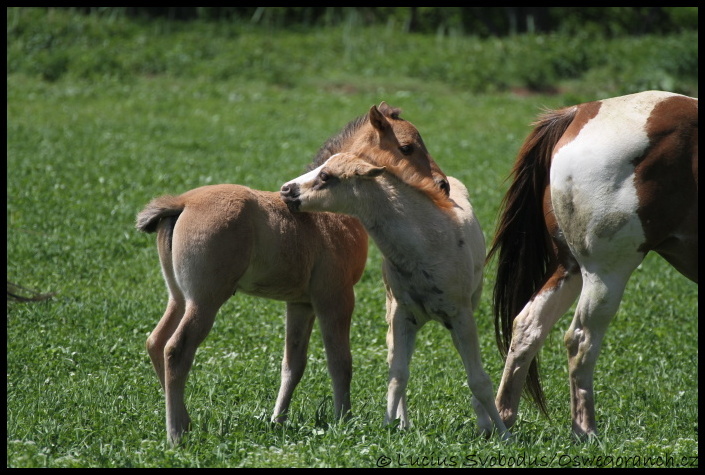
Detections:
553,102,601,155
632,96,698,249
631,95,699,281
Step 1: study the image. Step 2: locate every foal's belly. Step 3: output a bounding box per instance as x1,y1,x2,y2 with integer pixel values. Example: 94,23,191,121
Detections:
388,270,461,329
235,268,311,303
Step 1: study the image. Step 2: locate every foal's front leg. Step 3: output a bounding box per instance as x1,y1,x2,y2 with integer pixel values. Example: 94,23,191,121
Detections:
384,296,418,428
272,302,316,423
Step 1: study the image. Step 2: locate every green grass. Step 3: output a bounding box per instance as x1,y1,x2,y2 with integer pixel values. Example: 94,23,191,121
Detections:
6,9,698,468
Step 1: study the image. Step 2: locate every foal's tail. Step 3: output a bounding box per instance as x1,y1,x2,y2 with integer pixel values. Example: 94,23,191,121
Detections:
135,195,184,234
486,106,577,415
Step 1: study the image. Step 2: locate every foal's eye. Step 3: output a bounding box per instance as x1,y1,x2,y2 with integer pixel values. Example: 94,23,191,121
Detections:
319,171,330,182
399,144,414,155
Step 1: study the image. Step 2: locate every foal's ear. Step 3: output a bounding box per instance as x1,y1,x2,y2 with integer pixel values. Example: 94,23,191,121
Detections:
369,104,391,133
377,101,391,113
356,163,386,178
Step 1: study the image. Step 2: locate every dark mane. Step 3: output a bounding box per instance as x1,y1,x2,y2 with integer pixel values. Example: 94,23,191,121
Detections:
308,105,404,170
309,114,368,170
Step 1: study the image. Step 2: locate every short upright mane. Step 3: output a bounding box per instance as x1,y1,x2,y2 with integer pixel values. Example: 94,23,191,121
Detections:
309,105,405,169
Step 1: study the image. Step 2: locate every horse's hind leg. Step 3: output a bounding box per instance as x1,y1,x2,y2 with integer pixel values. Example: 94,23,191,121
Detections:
564,264,637,439
495,266,582,428
163,300,221,445
384,296,418,428
146,219,186,390
146,297,185,390
272,302,316,423
314,286,355,421
449,312,509,439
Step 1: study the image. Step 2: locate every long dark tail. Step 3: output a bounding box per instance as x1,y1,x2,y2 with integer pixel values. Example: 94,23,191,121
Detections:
486,106,577,415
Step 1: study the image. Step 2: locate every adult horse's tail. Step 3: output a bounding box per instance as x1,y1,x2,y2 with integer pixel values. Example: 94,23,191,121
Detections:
486,106,577,415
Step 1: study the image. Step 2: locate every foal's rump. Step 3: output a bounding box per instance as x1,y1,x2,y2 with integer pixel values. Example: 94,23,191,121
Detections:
136,185,261,304
136,184,254,234
136,185,257,262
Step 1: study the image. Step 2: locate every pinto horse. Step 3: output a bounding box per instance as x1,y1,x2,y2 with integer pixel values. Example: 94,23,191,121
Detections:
486,90,698,438
281,153,511,439
136,102,448,446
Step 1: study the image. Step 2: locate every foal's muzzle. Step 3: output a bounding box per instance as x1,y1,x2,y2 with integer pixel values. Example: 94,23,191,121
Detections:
280,183,301,212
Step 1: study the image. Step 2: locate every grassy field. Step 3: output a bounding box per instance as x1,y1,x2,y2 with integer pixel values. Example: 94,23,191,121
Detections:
7,9,698,468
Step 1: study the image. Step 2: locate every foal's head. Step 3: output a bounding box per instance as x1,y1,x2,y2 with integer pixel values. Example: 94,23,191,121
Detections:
312,102,450,196
282,153,385,214
281,152,452,214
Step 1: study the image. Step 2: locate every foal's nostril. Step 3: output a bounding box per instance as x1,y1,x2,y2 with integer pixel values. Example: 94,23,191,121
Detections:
281,183,294,195
280,182,302,212
280,182,300,198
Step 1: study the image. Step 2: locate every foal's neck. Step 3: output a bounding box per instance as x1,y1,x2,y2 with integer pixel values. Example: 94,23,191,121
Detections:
355,176,452,271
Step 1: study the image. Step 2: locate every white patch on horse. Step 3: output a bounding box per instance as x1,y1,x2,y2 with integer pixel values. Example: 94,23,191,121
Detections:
549,93,674,263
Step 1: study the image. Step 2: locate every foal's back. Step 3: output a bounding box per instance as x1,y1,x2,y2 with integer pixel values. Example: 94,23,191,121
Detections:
141,183,367,304
452,176,486,287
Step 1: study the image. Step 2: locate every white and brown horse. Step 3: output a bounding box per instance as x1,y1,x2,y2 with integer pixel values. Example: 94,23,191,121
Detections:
136,102,449,446
486,90,698,438
281,153,510,439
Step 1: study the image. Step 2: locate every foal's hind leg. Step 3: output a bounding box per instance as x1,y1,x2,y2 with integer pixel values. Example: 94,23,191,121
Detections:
384,297,419,428
449,312,510,439
163,300,221,445
272,302,316,423
315,286,355,422
146,297,185,390
564,264,638,439
495,266,582,428
146,222,186,390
